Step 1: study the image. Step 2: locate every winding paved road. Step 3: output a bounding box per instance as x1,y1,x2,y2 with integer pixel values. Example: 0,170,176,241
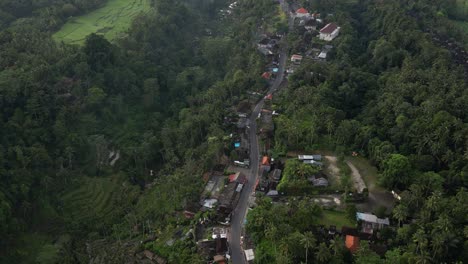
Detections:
229,1,292,263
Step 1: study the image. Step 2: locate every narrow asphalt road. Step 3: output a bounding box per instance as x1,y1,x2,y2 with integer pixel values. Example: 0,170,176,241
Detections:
229,2,291,263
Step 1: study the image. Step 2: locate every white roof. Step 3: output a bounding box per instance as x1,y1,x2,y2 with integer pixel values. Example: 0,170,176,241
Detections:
203,199,217,208
298,155,322,160
266,190,279,196
356,212,389,225
245,249,255,261
303,160,323,166
318,51,327,59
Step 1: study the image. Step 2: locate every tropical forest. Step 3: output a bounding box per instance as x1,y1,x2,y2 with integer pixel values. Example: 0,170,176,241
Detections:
0,0,467,263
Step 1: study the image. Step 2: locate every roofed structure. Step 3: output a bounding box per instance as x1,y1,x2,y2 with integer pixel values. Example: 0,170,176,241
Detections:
345,235,360,253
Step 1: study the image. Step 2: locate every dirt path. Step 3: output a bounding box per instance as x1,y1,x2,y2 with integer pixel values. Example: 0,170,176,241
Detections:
346,161,366,193
323,156,340,186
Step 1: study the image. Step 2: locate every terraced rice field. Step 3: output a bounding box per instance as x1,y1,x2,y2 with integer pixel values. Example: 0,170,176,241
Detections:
61,177,121,223
53,0,151,44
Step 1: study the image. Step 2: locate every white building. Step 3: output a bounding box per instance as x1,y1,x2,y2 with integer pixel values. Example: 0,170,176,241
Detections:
319,23,340,41
290,54,303,63
295,8,310,18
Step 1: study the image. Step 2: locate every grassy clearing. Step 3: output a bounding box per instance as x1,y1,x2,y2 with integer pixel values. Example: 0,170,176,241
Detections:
318,210,354,228
53,0,151,44
346,156,382,191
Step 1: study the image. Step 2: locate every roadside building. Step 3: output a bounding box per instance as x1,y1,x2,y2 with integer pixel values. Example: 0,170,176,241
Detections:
356,212,390,234
218,181,242,217
298,155,322,161
270,169,282,182
245,249,255,263
319,23,340,41
261,156,271,172
291,54,303,63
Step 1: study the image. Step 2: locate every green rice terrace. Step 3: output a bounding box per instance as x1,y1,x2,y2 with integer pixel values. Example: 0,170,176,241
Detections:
53,0,151,44
60,175,139,227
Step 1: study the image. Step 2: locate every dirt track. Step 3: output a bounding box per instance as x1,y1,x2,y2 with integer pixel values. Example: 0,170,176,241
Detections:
346,161,366,193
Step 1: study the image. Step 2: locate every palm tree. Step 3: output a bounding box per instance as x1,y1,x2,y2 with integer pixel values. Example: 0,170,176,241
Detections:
412,229,428,254
300,231,316,264
316,242,331,263
392,204,409,227
329,236,344,256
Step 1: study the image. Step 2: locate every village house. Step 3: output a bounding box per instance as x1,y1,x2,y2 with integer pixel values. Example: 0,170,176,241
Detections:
261,71,271,80
356,212,390,234
270,169,282,183
257,46,273,56
245,249,255,263
305,19,317,31
303,159,323,167
261,156,271,172
295,7,310,18
298,154,322,161
256,169,270,192
290,54,303,64
307,175,329,187
258,109,274,137
319,23,340,41
217,180,241,218
257,38,269,48
345,235,360,253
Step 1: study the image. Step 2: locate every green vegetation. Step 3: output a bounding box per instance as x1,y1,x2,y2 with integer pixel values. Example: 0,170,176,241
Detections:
60,175,139,230
53,0,152,44
317,210,354,229
273,0,468,262
0,0,266,261
277,159,320,194
247,196,328,263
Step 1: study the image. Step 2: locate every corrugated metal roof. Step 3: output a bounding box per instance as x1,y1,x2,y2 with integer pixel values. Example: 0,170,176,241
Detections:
245,249,255,261
356,212,389,225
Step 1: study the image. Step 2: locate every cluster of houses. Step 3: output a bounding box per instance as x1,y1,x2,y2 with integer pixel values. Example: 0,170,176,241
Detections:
197,227,230,264
257,34,283,81
297,154,331,187
286,7,341,74
255,155,283,196
180,164,249,263
313,212,390,255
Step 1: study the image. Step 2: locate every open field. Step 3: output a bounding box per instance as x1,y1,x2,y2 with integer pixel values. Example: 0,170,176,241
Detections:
318,210,354,228
53,0,151,44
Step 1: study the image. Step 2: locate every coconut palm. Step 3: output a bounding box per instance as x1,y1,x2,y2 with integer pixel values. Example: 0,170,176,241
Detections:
329,236,344,256
392,203,409,227
300,231,316,264
316,242,331,263
412,229,428,254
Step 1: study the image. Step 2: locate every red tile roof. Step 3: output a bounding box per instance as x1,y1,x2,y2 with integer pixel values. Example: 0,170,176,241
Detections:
229,173,238,182
296,8,309,14
261,72,271,79
345,235,360,253
262,156,270,166
320,23,338,34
